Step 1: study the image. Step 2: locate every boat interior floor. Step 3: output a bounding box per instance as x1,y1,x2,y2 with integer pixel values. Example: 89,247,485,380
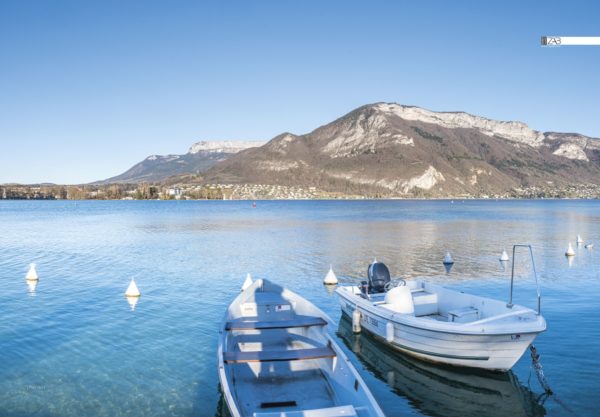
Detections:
418,313,448,322
232,366,337,416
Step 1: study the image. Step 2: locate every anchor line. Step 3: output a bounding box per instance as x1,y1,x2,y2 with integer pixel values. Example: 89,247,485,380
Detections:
529,345,578,417
530,345,552,395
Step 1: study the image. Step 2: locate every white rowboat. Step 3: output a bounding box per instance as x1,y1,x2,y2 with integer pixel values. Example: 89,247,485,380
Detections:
336,245,547,372
218,279,385,417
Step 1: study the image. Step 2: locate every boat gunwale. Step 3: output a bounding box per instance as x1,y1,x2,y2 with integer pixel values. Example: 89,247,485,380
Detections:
336,285,547,337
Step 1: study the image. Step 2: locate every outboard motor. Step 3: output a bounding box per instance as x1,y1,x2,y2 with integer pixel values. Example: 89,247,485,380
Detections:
367,261,391,293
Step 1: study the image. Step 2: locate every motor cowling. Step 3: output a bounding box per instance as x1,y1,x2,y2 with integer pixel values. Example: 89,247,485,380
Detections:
367,261,390,293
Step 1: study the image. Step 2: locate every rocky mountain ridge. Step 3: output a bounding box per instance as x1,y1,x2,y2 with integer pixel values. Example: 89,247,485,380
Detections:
100,140,265,183
203,103,600,197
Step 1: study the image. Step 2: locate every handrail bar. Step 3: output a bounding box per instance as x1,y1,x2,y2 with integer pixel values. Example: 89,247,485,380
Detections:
508,244,541,315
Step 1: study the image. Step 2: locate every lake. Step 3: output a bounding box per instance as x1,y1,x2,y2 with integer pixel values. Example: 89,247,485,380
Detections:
0,200,598,417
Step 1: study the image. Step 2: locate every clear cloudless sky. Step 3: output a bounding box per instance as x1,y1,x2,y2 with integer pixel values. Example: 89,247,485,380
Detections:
1,0,599,184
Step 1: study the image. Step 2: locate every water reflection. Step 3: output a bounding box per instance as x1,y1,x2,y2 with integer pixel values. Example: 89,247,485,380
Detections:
26,279,38,296
324,284,337,295
126,296,139,311
214,385,231,417
443,263,453,274
337,315,546,417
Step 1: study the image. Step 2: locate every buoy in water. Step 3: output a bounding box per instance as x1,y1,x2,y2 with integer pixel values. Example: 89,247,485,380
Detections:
585,243,594,249
565,243,576,257
499,249,509,262
352,309,362,334
323,265,338,285
25,263,38,281
241,273,253,291
252,201,257,208
125,278,141,297
443,252,454,265
576,235,584,244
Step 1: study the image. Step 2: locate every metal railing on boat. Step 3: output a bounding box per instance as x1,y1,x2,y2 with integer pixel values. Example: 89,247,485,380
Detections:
508,244,541,315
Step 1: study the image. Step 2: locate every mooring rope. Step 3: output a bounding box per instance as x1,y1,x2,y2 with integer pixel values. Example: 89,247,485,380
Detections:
529,344,578,416
529,345,552,395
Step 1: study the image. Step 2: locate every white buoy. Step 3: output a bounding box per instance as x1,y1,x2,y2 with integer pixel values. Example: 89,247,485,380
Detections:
352,309,362,334
443,252,454,265
125,278,141,297
576,235,584,244
323,265,338,285
241,273,253,291
565,243,576,257
500,249,509,262
25,263,38,281
585,243,594,249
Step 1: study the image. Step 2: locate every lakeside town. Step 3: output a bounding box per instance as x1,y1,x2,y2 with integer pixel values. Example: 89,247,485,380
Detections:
2,182,600,201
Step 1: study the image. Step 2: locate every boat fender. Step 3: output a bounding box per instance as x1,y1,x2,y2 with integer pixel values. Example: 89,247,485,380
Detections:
385,322,394,342
352,310,362,334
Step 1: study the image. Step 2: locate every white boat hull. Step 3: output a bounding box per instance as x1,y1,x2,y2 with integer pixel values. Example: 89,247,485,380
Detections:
337,282,546,372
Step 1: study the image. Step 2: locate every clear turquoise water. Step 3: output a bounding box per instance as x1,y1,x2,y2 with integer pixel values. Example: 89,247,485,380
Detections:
0,200,598,417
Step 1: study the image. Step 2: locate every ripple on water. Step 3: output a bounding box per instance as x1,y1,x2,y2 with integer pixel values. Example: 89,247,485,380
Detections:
1,200,599,417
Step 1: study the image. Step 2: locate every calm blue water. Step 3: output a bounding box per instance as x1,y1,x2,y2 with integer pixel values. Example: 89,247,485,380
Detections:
0,200,598,417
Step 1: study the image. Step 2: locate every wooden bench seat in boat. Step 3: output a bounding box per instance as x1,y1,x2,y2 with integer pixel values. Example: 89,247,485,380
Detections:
225,316,327,331
253,404,357,417
223,345,336,363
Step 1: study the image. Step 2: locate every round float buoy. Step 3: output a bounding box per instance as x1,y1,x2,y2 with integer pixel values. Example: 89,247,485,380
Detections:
323,265,338,285
352,310,362,334
25,263,38,281
241,273,253,291
500,249,509,262
585,243,594,249
565,243,576,257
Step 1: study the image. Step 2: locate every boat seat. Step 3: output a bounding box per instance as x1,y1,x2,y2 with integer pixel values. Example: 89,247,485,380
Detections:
253,404,357,417
412,291,438,316
447,306,479,323
226,316,327,331
223,345,336,363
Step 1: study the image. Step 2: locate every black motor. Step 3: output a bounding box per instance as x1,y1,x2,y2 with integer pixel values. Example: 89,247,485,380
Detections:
367,261,390,293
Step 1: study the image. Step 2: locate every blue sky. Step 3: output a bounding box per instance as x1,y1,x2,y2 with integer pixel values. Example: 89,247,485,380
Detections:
1,0,599,184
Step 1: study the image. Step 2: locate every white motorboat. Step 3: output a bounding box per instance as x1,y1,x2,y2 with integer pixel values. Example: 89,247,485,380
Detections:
336,245,547,372
218,278,385,417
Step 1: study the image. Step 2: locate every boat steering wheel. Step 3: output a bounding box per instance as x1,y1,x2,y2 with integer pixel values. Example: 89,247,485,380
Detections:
384,279,406,291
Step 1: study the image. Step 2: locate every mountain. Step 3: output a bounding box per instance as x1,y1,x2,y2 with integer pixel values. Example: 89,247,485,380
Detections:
203,103,600,197
100,141,265,183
